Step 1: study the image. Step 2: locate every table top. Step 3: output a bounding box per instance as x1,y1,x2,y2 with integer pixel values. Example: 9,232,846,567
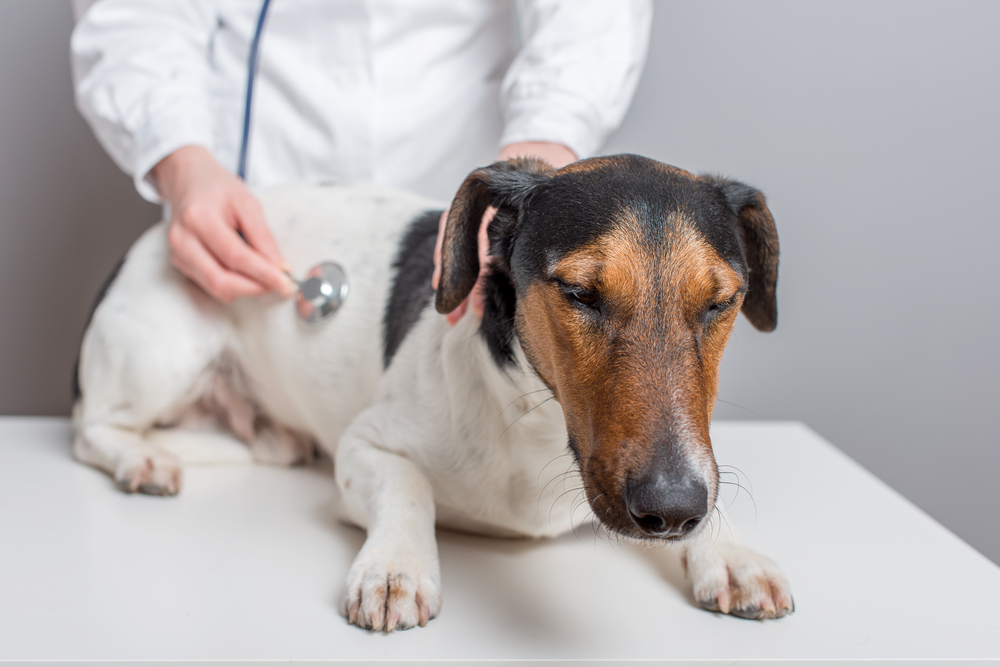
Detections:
0,417,997,665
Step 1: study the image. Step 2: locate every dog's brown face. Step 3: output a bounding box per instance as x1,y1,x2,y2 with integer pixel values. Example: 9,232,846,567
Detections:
437,155,778,541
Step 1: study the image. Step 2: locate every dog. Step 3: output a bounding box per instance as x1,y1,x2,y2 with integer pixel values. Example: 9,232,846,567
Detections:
73,154,793,631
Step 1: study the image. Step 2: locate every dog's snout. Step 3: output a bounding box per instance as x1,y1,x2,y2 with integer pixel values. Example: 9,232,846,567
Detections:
626,467,708,538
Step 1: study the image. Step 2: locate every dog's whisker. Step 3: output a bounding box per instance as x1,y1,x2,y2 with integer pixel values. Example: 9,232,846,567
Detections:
717,464,755,496
709,504,735,548
718,479,754,510
575,509,599,542
547,480,584,528
715,488,758,529
595,517,615,549
705,506,720,549
712,398,762,418
534,447,580,528
715,464,758,526
498,388,554,420
535,450,575,490
553,484,585,509
569,489,594,538
492,396,556,446
538,468,579,514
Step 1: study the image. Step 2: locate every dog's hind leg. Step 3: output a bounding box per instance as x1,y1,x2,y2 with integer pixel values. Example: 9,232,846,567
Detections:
72,351,222,496
680,505,794,619
73,421,184,495
73,319,229,496
73,222,235,495
335,412,441,631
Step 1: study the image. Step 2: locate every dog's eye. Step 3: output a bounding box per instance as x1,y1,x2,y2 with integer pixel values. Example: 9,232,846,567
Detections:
705,294,739,320
557,281,600,310
570,289,598,307
710,296,735,311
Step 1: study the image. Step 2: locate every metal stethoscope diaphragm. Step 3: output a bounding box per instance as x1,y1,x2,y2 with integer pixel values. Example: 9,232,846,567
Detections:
288,262,349,325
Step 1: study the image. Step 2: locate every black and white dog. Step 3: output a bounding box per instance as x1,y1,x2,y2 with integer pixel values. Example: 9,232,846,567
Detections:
73,155,792,631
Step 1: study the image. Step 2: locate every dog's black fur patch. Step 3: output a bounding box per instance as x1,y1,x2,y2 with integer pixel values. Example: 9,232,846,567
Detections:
72,255,126,400
506,157,753,288
383,210,442,367
480,267,519,368
383,206,522,370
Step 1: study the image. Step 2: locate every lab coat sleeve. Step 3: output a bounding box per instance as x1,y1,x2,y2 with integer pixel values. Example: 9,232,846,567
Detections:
500,0,652,159
71,0,219,202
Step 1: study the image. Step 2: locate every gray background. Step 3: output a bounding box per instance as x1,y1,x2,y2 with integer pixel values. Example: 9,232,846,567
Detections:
1,2,997,563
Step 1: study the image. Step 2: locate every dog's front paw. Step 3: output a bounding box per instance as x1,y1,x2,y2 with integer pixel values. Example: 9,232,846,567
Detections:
342,550,441,631
114,446,183,496
684,543,793,619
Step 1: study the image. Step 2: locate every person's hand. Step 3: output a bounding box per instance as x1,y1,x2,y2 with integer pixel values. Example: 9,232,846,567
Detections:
152,145,296,303
432,142,576,325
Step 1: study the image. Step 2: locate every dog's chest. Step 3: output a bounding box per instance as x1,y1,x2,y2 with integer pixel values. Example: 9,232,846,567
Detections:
430,394,584,538
384,317,585,538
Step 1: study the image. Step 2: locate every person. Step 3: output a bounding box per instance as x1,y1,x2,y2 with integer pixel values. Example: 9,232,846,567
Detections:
71,0,652,312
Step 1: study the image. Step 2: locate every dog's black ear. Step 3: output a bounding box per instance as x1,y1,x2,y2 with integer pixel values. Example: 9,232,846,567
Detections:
710,178,780,332
436,158,553,314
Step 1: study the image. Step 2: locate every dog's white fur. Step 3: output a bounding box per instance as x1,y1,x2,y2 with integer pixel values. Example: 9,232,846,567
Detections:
74,183,792,630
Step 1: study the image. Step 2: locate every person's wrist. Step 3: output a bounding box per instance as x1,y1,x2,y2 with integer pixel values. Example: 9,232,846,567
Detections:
151,145,219,202
499,142,577,169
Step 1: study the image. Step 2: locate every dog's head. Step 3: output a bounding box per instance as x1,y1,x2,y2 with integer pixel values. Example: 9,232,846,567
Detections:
437,155,779,541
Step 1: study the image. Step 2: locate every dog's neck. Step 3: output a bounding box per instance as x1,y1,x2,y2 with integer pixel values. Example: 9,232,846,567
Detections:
436,302,563,447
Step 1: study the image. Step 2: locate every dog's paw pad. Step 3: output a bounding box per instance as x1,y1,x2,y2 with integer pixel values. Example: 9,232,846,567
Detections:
343,555,440,631
114,447,183,496
686,544,793,620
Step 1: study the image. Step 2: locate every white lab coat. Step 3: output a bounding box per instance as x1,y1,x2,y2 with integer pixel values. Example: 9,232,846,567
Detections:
71,0,652,202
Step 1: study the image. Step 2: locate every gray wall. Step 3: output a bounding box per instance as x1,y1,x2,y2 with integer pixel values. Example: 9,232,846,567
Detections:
1,2,997,563
0,1,160,416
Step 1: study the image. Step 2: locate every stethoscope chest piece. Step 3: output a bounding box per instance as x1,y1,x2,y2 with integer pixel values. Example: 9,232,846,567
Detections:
294,261,349,324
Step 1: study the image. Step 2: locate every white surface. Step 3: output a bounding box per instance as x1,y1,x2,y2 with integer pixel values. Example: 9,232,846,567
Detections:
0,417,997,665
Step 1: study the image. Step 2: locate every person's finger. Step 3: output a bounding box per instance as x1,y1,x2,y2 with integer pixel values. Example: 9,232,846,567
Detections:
168,222,268,302
478,206,496,268
431,208,448,291
198,213,296,297
470,282,486,318
445,298,468,326
468,206,496,318
232,191,291,272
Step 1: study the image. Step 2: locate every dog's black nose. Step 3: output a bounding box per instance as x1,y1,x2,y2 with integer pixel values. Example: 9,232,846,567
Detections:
626,468,708,537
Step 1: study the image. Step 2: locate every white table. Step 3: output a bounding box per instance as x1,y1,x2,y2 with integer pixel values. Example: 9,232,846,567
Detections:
0,417,997,665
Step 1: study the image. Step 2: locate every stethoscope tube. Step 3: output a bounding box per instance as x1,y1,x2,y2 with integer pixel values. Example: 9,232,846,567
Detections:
237,0,273,181
235,0,348,325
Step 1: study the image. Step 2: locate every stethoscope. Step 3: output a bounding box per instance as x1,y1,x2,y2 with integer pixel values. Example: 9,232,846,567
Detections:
240,0,347,325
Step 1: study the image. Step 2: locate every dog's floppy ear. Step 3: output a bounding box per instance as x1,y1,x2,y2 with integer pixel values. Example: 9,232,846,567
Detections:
710,178,780,332
435,158,553,314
